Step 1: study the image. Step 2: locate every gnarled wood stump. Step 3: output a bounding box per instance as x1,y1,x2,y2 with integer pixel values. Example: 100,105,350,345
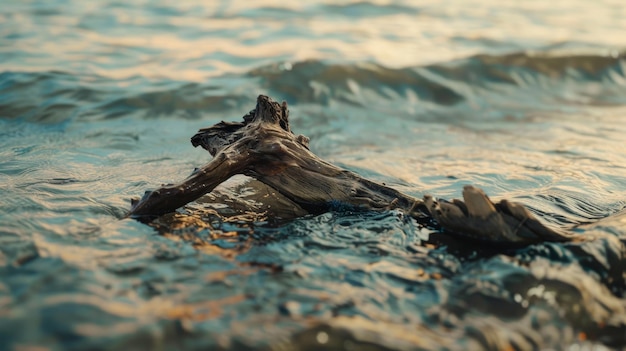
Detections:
128,95,574,246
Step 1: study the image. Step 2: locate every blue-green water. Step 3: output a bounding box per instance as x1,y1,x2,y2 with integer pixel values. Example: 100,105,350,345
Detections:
1,1,626,350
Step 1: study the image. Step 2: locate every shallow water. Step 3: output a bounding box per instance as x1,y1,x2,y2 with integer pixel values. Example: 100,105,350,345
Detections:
1,1,626,350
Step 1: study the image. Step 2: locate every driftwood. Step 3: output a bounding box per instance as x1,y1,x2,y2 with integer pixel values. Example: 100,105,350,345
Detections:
128,95,575,246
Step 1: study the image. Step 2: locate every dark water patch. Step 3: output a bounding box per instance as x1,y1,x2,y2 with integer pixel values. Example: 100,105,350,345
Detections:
0,235,39,268
98,87,252,120
0,71,101,123
431,50,625,85
233,6,300,20
322,2,420,18
430,251,626,348
249,60,465,106
0,71,251,122
0,257,179,350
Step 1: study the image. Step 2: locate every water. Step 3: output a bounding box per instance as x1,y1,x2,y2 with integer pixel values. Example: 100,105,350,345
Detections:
1,1,626,350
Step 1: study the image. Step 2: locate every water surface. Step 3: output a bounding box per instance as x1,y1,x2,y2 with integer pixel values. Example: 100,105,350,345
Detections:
1,1,626,350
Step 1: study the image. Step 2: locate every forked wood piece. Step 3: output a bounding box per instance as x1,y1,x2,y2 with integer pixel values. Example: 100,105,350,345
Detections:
128,95,573,245
424,186,574,245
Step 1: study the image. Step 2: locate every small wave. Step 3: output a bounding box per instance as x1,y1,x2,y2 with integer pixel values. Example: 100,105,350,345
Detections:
98,87,252,120
249,50,626,107
0,71,255,122
249,60,465,106
432,50,626,86
0,71,100,123
3,50,624,123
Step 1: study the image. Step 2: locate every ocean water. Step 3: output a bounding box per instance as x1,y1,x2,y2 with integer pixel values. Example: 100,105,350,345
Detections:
1,1,626,350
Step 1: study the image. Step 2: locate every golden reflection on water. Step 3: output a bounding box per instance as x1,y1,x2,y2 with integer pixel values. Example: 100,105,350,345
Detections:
150,206,265,257
165,293,248,321
4,0,625,80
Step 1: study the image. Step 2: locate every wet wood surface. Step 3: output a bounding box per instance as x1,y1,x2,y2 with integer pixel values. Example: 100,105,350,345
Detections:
129,95,574,246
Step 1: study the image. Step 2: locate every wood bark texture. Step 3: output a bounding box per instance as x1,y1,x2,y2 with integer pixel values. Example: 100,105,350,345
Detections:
129,95,575,246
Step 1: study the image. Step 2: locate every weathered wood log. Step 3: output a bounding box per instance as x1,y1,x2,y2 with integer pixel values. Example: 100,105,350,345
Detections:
128,95,575,246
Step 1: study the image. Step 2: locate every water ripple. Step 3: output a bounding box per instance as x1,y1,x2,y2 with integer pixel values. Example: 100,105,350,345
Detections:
2,1,626,350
